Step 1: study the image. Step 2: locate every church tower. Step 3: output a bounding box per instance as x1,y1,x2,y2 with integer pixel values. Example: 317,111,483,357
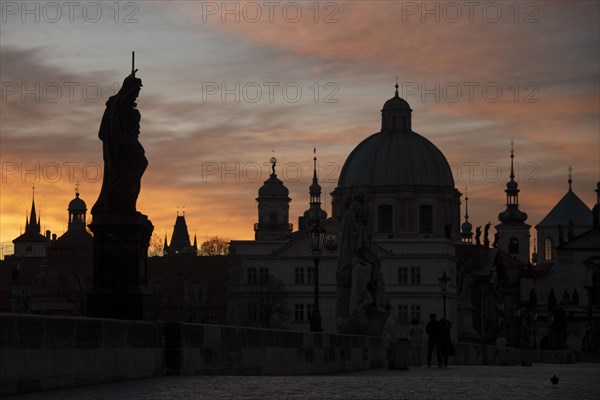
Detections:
68,185,87,231
255,156,292,240
12,187,50,257
298,148,327,231
495,143,530,264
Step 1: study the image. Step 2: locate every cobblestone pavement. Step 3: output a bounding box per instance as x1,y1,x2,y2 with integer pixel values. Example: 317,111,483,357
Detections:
8,363,600,400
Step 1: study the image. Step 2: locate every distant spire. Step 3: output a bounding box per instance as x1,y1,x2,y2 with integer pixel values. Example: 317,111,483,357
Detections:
28,185,40,233
395,77,399,97
75,180,80,196
510,140,515,182
568,166,573,191
464,186,469,222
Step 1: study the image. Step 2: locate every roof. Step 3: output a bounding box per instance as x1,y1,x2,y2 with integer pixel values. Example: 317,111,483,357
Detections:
337,130,454,189
536,189,592,227
12,230,48,243
257,173,290,199
68,193,87,211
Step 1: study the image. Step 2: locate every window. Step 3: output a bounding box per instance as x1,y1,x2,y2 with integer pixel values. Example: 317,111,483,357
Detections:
247,267,257,284
307,267,315,284
402,115,407,130
509,238,519,255
294,304,305,321
419,205,433,233
259,267,269,284
295,267,305,284
378,204,393,233
544,237,552,261
392,115,398,130
410,267,421,284
410,305,421,322
398,305,409,323
398,267,408,285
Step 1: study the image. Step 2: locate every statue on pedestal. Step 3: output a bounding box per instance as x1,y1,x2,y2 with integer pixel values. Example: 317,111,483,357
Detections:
336,190,390,335
92,62,147,216
87,53,154,321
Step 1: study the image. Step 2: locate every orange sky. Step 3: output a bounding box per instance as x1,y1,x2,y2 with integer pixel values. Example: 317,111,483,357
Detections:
1,1,599,257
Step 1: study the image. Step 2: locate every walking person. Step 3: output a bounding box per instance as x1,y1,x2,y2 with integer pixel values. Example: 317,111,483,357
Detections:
409,318,425,366
439,318,455,368
426,313,442,367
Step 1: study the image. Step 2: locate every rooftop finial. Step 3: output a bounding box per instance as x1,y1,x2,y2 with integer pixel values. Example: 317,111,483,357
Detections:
395,77,399,97
510,140,515,182
464,186,469,221
270,150,277,175
75,180,80,197
131,51,137,77
568,165,573,191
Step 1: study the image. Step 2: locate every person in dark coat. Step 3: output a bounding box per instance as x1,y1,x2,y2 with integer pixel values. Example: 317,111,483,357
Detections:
439,318,455,368
426,313,442,367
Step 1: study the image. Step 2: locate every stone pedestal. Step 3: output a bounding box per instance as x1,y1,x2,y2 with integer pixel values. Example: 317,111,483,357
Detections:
86,213,154,321
457,302,479,342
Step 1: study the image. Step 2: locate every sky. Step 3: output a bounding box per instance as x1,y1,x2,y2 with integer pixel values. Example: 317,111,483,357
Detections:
1,1,599,257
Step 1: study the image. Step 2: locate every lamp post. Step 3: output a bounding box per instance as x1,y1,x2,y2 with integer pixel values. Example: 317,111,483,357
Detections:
438,271,450,320
308,219,326,332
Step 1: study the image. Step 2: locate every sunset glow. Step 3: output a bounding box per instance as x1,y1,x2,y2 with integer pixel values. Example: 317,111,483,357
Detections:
1,1,599,257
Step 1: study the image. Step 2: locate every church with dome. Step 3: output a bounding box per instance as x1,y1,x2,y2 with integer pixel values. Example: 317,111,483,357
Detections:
230,86,600,352
231,86,463,333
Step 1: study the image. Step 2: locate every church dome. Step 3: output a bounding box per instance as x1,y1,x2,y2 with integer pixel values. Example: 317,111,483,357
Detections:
382,95,411,111
338,88,454,189
257,160,289,199
258,174,289,198
68,193,87,211
338,130,455,189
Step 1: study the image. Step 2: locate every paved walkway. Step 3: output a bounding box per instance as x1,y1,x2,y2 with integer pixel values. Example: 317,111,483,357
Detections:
7,363,600,400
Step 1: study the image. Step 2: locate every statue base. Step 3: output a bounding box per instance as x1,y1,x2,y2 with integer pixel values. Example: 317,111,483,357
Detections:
86,213,154,321
457,302,479,342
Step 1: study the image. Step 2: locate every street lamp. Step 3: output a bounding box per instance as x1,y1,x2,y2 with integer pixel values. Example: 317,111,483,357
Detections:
438,271,450,320
308,219,326,332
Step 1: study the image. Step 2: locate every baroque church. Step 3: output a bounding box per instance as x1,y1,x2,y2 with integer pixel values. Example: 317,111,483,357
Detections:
230,86,600,351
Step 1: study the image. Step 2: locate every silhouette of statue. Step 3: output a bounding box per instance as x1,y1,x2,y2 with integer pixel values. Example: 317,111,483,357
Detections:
493,232,499,247
484,222,491,248
593,204,599,229
336,190,390,335
475,226,481,246
92,70,147,216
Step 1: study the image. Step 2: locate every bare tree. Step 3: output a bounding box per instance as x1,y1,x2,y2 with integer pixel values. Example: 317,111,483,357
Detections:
148,233,165,257
199,236,230,256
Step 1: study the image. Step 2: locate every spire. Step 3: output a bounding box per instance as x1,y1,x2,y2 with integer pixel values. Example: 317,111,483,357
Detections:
509,140,515,183
28,185,40,234
461,187,473,243
498,142,528,223
193,231,198,250
568,166,573,192
300,147,327,230
395,76,399,97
